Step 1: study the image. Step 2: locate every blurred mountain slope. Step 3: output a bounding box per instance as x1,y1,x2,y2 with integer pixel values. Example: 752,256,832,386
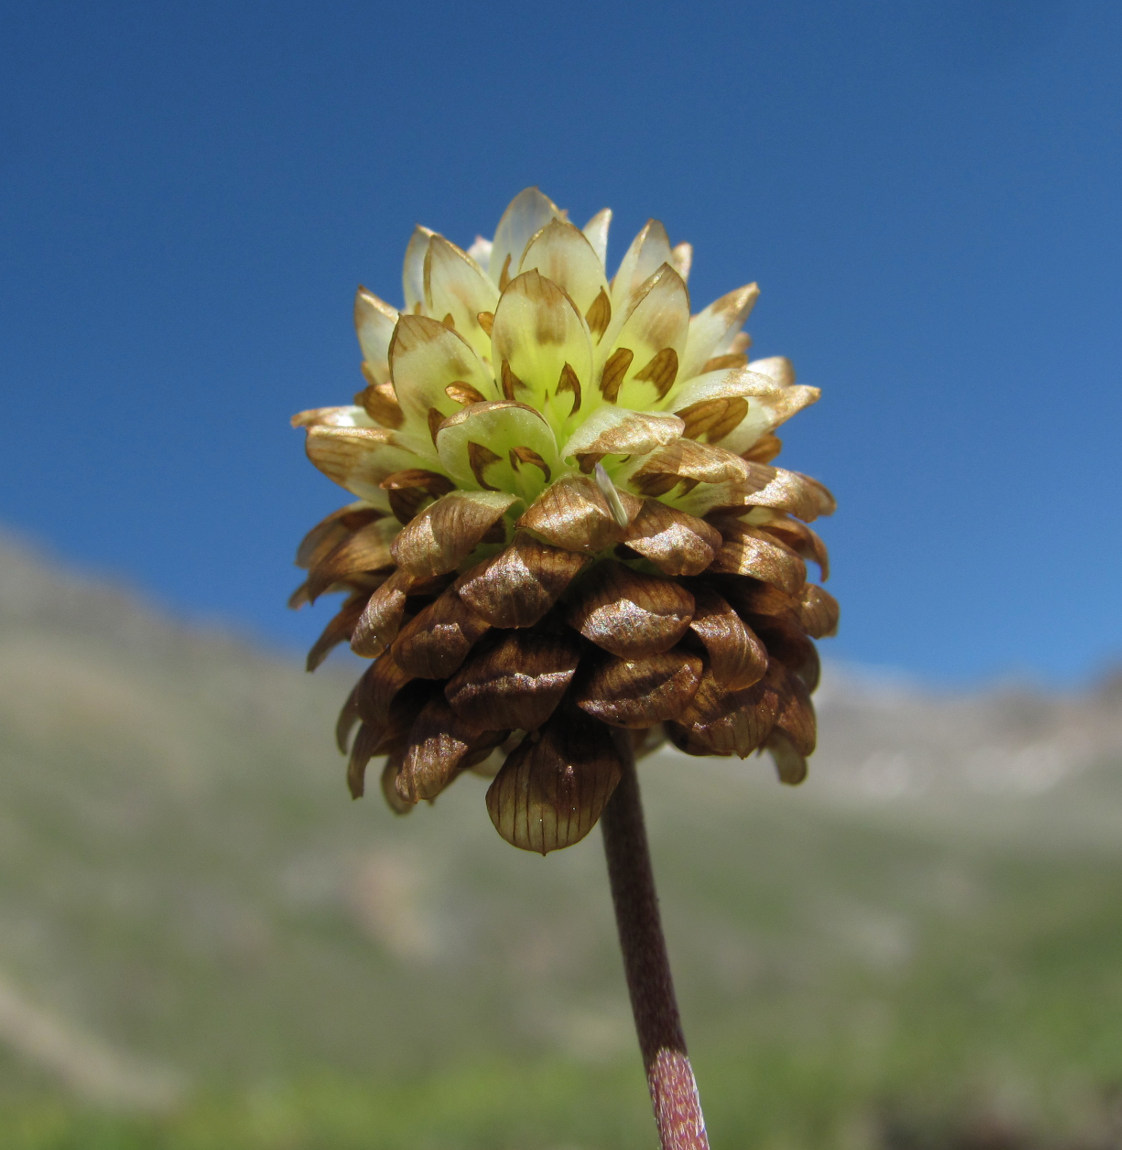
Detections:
1,532,1120,1132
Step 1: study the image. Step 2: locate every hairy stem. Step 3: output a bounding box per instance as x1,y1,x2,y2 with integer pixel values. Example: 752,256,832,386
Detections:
601,740,710,1150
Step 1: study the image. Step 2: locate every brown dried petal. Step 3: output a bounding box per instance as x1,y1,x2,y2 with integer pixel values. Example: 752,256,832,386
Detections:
575,649,703,728
306,594,366,671
798,585,839,639
396,695,505,803
772,670,817,757
445,627,581,731
761,518,831,580
485,715,622,853
351,569,415,657
620,498,722,577
767,732,808,786
391,491,516,577
391,589,491,679
568,562,694,657
754,616,821,692
710,525,807,595
665,674,779,758
455,534,586,628
687,587,768,689
303,520,396,602
517,475,641,552
295,504,384,570
379,753,415,813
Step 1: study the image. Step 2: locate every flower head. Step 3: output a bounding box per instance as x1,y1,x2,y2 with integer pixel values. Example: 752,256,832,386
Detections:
292,189,836,853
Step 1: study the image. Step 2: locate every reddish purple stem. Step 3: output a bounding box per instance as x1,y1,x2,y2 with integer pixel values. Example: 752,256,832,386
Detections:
600,742,711,1150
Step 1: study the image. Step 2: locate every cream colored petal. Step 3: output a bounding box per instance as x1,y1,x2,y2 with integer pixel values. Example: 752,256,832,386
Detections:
466,235,493,265
611,219,674,311
601,264,690,409
582,207,612,268
402,226,435,312
303,425,417,505
435,400,560,501
488,187,563,288
388,313,498,435
490,269,594,430
668,366,820,452
746,355,796,387
560,406,683,462
680,284,759,381
519,218,610,318
291,405,374,429
354,288,399,384
423,235,500,358
670,241,692,282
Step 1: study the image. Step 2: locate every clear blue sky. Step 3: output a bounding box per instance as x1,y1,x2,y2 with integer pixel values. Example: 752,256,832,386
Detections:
3,2,1119,687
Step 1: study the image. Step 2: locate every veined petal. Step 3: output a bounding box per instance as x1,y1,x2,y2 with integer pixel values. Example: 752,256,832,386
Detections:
390,489,516,577
520,218,610,318
560,406,683,463
517,474,641,552
486,712,622,854
491,269,594,429
303,425,417,505
488,187,563,288
389,314,498,436
423,235,500,358
354,288,399,384
680,283,759,381
435,400,560,501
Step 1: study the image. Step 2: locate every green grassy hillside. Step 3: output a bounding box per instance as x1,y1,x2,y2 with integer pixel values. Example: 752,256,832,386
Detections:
2,537,1121,1148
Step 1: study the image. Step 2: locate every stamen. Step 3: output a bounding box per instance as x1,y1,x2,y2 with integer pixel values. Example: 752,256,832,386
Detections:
593,462,629,528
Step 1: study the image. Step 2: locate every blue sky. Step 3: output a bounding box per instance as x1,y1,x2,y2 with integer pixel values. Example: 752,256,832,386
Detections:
3,1,1120,687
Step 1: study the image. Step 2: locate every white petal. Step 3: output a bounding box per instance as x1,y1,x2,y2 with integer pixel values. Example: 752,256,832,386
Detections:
488,188,563,288
679,284,759,380
491,269,594,433
402,226,435,312
389,314,498,433
611,219,674,312
519,218,610,317
423,235,499,359
582,208,612,268
354,288,399,384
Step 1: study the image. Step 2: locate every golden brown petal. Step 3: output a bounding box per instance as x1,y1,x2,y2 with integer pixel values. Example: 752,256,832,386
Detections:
772,669,817,757
665,673,779,758
798,585,839,639
396,695,506,803
759,517,831,580
455,533,586,628
517,474,641,552
445,626,582,731
575,649,703,728
485,713,623,854
295,504,385,570
351,568,416,657
390,491,516,577
306,594,366,671
567,562,694,657
356,379,405,428
621,498,722,577
710,524,807,595
687,587,768,690
379,752,416,813
767,732,809,785
599,347,634,402
390,588,491,679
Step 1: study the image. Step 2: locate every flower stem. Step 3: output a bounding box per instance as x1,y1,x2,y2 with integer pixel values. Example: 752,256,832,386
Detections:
601,739,710,1150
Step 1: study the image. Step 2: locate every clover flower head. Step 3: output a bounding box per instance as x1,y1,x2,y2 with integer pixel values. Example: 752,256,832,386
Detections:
292,188,837,853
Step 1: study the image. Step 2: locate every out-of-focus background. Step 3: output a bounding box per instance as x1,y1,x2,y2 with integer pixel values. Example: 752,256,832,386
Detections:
2,3,1121,1147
